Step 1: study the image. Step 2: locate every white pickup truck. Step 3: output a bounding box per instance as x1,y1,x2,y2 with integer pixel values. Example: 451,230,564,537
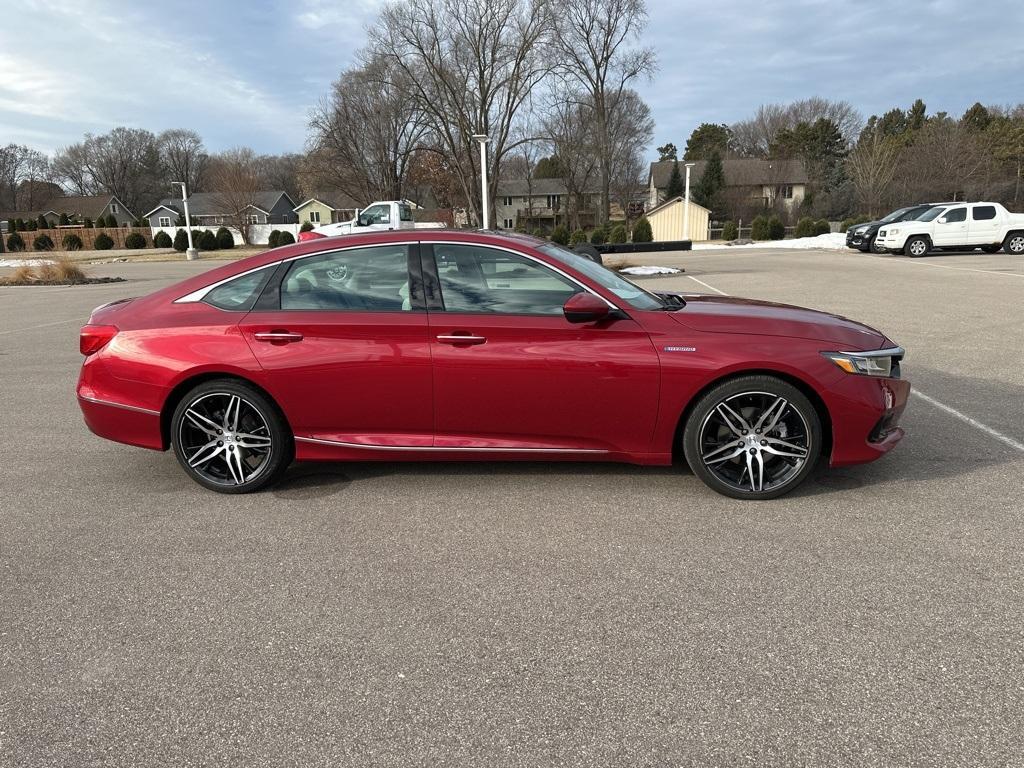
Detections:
310,200,417,238
875,201,1024,257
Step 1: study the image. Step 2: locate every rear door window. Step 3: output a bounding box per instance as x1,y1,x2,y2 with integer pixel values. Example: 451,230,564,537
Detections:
281,245,412,311
972,205,996,221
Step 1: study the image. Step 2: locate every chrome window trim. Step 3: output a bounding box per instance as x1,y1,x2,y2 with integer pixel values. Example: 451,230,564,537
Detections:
173,239,620,310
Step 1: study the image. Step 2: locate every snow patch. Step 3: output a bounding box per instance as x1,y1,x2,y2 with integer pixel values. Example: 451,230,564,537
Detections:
0,258,56,267
619,265,682,275
692,233,848,251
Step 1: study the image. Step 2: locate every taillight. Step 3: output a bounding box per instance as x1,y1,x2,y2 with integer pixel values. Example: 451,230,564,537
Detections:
80,324,119,356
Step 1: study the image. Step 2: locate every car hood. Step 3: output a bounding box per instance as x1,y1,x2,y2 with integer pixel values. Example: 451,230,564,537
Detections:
670,296,887,349
848,219,882,233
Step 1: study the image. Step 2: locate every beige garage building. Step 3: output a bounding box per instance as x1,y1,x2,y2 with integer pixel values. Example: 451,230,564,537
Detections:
645,196,711,242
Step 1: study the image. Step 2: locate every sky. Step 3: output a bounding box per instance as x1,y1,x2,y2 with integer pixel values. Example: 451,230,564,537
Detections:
1,0,1023,160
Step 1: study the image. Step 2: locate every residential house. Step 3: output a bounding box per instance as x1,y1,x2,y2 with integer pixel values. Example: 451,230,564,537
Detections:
1,194,135,230
495,178,602,231
293,198,337,227
647,159,808,212
143,191,298,229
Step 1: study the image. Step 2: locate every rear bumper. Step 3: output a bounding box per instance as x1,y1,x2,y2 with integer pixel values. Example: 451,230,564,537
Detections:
77,392,164,451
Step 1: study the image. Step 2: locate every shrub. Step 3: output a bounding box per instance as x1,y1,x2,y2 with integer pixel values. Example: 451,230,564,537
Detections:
840,214,871,231
794,217,816,238
550,225,569,245
300,221,314,232
590,227,606,245
569,229,587,246
278,231,295,246
59,213,71,225
608,224,627,244
190,230,203,248
153,231,173,248
93,233,114,250
199,229,218,250
531,228,545,238
721,220,738,240
33,234,55,251
632,217,653,243
62,233,84,251
27,220,37,231
750,215,770,240
6,232,25,252
814,218,831,236
216,227,234,249
14,218,25,231
172,229,189,252
37,214,49,229
124,232,147,249
83,218,93,229
767,215,785,240
268,230,282,248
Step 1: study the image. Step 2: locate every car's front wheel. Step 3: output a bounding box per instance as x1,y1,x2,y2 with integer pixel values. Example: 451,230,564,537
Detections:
869,236,886,254
683,375,821,500
905,236,930,258
1004,233,1024,255
171,379,293,493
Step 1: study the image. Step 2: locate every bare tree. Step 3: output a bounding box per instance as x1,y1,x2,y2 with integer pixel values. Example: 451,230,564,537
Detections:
158,129,209,195
897,118,992,203
0,144,54,210
54,128,163,215
607,89,653,226
370,0,553,226
550,0,655,224
52,142,94,197
732,98,862,157
208,148,261,244
544,94,598,230
306,55,428,204
847,129,900,216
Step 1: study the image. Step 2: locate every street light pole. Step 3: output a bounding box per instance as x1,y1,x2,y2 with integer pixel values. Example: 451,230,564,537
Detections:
172,181,198,260
683,163,695,242
472,134,490,229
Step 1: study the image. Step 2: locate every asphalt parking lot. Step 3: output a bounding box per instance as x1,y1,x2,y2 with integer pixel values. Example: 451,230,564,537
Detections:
2,247,1023,767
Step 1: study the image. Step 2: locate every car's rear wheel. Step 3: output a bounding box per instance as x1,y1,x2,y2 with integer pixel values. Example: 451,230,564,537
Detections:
683,376,821,500
905,237,929,258
171,379,292,493
1004,233,1024,255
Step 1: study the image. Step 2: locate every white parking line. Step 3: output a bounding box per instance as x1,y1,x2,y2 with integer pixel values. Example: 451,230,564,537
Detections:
867,254,1023,278
687,275,728,295
0,318,80,336
912,390,1024,453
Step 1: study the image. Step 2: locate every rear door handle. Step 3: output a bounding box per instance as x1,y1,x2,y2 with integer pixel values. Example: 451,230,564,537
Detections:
436,334,486,345
253,330,304,343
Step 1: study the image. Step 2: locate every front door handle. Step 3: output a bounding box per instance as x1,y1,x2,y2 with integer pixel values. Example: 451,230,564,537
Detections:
253,330,304,343
436,334,486,346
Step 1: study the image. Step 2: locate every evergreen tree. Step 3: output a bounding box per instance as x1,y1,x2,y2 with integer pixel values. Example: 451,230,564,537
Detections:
656,142,678,162
534,156,565,179
664,161,684,199
172,229,189,252
692,151,725,214
684,123,731,161
37,214,48,229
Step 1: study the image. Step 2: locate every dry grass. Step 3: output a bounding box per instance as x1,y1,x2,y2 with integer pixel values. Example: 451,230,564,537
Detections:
1,257,87,285
603,257,640,271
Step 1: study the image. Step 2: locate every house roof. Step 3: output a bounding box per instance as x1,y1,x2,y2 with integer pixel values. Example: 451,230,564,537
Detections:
645,195,712,218
648,159,808,189
496,178,599,197
150,190,294,217
0,209,58,221
293,197,339,212
43,195,134,219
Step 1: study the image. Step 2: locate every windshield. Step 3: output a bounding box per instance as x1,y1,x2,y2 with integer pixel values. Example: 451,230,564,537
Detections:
537,243,664,310
880,207,913,223
917,207,946,222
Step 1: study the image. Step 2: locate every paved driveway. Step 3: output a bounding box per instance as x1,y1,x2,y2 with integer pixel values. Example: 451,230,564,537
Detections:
1,247,1022,767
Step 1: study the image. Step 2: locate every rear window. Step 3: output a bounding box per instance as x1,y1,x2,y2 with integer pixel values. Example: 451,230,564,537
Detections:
972,205,996,220
203,267,272,311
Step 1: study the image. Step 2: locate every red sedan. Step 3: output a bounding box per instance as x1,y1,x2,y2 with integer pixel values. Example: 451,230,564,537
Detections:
77,231,909,499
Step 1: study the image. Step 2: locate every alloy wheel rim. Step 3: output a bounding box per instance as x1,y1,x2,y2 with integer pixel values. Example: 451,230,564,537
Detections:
1010,236,1024,253
698,391,811,494
178,393,272,486
909,240,926,256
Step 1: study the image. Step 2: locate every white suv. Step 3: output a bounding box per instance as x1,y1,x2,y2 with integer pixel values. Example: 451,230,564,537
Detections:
875,202,1024,257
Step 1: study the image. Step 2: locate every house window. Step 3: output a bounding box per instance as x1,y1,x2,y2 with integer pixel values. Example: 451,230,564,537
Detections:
503,218,514,229
158,216,171,228
779,185,794,200
503,196,513,206
110,203,118,214
546,194,561,210
247,214,260,225
309,210,321,223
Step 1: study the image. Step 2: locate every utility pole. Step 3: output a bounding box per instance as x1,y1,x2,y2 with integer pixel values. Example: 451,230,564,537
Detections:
683,162,695,241
171,182,198,260
473,134,490,229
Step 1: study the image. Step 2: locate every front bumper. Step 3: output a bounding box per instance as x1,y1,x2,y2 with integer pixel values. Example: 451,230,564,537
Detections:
845,230,873,249
827,374,910,466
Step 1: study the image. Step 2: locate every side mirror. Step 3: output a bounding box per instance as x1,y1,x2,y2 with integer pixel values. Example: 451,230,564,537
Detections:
936,216,947,224
357,215,371,227
563,292,611,323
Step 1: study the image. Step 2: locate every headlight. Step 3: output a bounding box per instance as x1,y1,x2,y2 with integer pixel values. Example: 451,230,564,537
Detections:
887,227,900,236
823,347,903,378
854,226,869,234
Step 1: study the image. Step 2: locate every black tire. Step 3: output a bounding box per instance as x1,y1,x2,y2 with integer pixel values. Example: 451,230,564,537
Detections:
683,375,822,500
981,244,1002,254
573,242,603,263
905,236,930,258
1004,232,1024,255
869,235,886,254
171,379,293,493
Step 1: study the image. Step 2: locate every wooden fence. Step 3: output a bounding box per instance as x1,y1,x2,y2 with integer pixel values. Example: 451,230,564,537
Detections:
3,226,154,252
